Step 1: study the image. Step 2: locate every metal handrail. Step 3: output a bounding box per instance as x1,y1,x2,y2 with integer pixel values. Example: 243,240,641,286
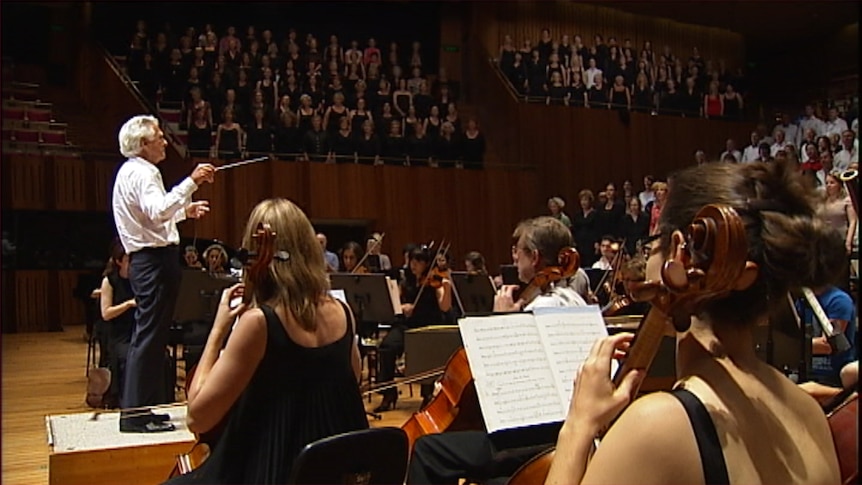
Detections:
96,43,187,152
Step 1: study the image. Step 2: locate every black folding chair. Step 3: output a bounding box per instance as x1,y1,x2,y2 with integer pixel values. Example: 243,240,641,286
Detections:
288,427,409,485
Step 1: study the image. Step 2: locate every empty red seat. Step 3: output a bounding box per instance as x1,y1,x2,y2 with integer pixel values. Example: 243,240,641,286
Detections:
13,129,40,142
160,109,182,123
27,108,51,122
3,107,25,120
40,130,66,145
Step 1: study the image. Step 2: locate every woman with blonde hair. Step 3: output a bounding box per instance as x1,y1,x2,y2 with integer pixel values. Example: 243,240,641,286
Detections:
820,171,858,256
169,198,367,484
548,196,572,230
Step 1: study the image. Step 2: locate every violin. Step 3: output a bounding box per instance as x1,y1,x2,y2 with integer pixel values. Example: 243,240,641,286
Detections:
515,247,580,306
419,266,450,289
506,204,759,484
170,223,284,477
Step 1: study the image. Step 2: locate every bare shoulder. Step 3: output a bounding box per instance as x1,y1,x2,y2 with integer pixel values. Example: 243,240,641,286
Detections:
585,392,702,484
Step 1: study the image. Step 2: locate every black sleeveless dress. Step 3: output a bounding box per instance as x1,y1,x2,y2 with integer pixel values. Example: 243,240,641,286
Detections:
165,302,368,484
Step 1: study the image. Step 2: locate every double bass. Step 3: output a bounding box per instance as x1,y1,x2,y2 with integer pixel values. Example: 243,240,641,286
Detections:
400,247,580,451
508,204,760,484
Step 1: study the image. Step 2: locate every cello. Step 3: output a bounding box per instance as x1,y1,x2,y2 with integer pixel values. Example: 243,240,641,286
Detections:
507,204,760,484
170,222,285,477
400,247,580,451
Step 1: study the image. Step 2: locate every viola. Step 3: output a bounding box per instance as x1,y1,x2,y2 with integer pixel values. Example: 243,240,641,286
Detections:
170,222,283,477
504,204,759,484
515,247,579,306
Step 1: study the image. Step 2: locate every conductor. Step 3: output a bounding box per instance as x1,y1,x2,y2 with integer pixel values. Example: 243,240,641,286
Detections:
112,115,215,432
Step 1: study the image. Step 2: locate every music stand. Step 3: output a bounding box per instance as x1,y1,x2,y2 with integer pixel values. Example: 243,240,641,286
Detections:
451,272,495,315
330,273,398,421
329,273,398,325
171,270,238,378
584,268,605,292
500,265,519,286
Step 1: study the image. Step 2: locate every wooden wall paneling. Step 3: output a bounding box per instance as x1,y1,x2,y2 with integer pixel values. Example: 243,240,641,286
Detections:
269,161,309,212
187,167,229,242
88,160,116,212
53,156,88,211
14,270,51,333
2,270,16,333
226,161,274,248
55,270,88,327
7,154,48,210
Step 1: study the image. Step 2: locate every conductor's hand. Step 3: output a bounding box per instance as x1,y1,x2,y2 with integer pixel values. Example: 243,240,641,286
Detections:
186,200,210,219
493,285,523,313
191,163,216,185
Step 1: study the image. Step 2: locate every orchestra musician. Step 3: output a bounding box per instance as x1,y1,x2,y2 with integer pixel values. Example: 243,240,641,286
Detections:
407,216,586,484
464,251,487,274
98,240,136,407
316,233,339,273
112,114,215,433
590,236,618,270
339,241,365,273
375,246,452,413
183,245,203,269
166,198,368,484
545,161,844,485
203,243,229,274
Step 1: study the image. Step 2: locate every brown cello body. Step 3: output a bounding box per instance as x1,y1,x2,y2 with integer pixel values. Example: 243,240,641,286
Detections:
826,391,858,485
401,348,485,451
506,447,555,485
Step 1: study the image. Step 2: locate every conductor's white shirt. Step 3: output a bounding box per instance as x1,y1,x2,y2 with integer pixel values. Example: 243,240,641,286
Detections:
112,157,198,253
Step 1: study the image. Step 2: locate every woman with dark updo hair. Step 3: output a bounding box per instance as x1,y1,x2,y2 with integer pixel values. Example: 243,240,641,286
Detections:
546,160,843,485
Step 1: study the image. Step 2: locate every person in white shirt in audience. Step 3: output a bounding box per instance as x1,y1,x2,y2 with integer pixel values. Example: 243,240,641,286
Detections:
799,104,825,142
741,131,761,163
773,113,799,148
756,122,774,146
770,128,791,157
584,57,602,89
834,129,858,172
823,107,849,139
852,118,858,137
719,138,741,163
591,236,617,270
638,175,655,208
694,150,707,165
800,128,819,162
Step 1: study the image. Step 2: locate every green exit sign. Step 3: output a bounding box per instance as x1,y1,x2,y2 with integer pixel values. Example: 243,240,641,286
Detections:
442,45,460,53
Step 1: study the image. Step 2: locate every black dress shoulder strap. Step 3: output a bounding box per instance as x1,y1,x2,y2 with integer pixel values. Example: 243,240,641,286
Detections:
670,388,730,485
337,299,356,337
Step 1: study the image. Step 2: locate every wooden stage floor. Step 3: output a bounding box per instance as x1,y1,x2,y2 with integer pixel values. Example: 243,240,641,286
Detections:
1,327,423,485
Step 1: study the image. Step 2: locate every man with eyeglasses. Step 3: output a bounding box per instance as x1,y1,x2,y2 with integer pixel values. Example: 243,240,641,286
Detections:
408,216,586,484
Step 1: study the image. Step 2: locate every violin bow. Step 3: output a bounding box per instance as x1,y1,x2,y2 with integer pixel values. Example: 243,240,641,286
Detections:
352,232,385,273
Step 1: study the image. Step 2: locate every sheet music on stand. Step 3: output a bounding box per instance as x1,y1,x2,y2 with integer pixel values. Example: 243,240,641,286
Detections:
458,305,614,434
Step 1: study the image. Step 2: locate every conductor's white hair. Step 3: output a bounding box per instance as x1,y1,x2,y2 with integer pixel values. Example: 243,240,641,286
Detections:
118,115,159,158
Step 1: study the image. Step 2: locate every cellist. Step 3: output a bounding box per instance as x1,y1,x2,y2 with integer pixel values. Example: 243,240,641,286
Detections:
166,198,368,484
407,216,586,484
375,245,453,413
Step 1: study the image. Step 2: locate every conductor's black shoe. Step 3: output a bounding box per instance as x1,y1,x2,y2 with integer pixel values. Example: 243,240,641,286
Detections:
120,418,176,433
